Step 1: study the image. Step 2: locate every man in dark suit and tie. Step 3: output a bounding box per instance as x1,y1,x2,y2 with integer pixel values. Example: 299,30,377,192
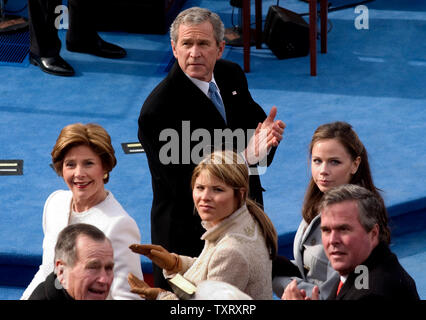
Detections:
282,184,420,300
138,7,285,289
28,0,126,76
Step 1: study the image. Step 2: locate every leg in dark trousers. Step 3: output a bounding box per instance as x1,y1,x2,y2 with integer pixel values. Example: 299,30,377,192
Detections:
28,0,75,76
65,0,126,58
28,0,62,57
28,0,125,76
66,0,98,46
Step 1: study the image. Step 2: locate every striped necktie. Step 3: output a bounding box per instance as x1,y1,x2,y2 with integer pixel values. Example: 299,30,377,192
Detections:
208,82,227,123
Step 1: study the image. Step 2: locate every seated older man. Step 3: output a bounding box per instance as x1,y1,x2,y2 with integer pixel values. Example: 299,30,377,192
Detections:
29,223,114,300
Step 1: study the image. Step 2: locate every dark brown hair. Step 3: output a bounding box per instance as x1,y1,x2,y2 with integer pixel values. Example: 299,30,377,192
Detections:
302,121,390,243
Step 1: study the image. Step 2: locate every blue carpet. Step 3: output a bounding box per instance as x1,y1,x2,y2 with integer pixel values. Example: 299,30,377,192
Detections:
0,0,425,299
0,286,25,300
391,229,426,299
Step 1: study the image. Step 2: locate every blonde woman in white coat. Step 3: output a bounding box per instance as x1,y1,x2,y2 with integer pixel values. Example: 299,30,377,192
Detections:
128,150,278,300
21,123,144,300
274,121,390,300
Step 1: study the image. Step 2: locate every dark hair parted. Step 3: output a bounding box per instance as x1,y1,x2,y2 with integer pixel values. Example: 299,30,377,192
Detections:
302,121,390,243
51,123,116,183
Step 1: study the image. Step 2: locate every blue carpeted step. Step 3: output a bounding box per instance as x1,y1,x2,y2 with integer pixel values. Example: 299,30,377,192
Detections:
392,229,426,300
0,286,24,300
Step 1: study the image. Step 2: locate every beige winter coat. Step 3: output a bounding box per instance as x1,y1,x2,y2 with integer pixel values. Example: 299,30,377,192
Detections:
160,204,273,300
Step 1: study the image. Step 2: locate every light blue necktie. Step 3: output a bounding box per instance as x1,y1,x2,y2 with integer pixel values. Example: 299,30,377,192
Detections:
208,82,227,123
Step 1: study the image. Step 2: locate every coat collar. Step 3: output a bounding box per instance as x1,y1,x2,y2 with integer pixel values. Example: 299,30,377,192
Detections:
332,242,390,300
44,272,74,300
293,214,322,277
300,214,322,247
170,60,228,126
201,204,248,242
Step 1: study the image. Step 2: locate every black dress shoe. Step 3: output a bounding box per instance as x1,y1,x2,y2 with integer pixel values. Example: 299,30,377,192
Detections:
66,37,126,59
29,53,75,77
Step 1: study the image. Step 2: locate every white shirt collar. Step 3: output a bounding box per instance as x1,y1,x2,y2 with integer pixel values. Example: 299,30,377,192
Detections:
184,73,219,97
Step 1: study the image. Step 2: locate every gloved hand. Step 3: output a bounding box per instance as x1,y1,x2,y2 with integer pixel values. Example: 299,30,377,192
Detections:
129,244,182,273
128,273,165,300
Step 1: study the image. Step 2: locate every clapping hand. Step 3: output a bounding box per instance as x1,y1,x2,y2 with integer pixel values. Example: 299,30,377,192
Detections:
128,273,165,300
129,244,182,273
245,106,286,165
281,279,319,300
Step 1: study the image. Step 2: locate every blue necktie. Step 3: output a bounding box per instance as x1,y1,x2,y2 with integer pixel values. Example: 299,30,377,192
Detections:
208,82,227,123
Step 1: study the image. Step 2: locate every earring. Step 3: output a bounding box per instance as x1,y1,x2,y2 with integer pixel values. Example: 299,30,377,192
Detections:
103,173,108,180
